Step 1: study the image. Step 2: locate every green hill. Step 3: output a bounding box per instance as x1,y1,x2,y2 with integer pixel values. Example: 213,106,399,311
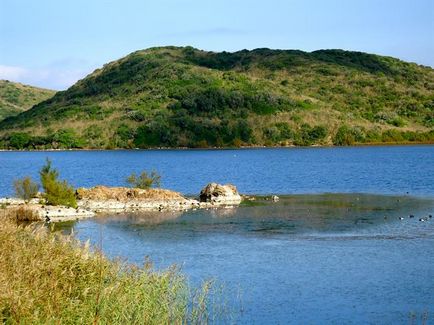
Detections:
0,46,433,149
0,80,55,122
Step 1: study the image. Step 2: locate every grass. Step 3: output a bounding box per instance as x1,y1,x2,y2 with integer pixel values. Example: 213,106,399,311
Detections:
0,80,55,121
0,214,213,324
5,206,41,222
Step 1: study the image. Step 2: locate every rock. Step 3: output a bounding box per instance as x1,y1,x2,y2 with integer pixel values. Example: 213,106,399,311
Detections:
1,183,243,222
76,186,185,201
77,186,197,212
199,183,242,205
271,195,279,202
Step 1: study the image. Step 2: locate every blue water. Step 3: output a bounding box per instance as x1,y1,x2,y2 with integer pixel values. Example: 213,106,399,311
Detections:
1,146,434,323
0,145,434,197
69,195,434,324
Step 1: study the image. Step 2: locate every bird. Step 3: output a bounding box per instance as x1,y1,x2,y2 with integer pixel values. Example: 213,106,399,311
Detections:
419,218,426,222
429,215,432,219
409,215,415,218
399,217,404,220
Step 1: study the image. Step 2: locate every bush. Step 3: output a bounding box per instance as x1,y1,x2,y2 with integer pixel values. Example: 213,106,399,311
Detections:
126,170,161,189
52,128,84,148
333,126,365,146
294,124,328,146
9,132,31,149
39,159,77,208
14,177,39,201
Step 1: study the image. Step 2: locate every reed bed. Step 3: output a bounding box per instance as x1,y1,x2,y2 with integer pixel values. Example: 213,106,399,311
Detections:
0,215,211,324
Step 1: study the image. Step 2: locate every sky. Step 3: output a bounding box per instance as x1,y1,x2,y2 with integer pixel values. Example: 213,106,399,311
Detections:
0,0,433,90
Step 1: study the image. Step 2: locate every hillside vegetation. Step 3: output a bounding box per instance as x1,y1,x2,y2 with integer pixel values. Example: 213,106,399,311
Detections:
0,80,55,121
0,46,433,149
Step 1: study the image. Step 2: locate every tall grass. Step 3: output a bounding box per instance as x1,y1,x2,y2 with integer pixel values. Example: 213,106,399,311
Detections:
5,206,41,222
0,217,211,324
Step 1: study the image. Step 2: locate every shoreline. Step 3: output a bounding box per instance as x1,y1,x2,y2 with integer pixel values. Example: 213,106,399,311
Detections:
3,192,433,223
0,141,433,152
0,184,243,222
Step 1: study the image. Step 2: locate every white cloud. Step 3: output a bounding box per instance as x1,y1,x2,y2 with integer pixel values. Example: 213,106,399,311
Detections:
0,65,28,80
0,64,96,90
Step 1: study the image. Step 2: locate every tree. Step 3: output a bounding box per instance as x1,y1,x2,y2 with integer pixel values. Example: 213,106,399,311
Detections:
9,133,31,149
126,170,161,189
39,159,77,208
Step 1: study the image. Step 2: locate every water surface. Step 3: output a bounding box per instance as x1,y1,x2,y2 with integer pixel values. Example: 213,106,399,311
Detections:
1,145,433,197
58,194,434,324
2,146,434,323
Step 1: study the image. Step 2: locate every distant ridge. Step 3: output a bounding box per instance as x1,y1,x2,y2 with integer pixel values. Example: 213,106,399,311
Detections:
0,80,55,121
0,46,433,149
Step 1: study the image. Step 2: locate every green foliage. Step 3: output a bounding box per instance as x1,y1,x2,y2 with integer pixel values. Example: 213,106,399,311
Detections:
0,218,213,324
0,80,55,121
0,46,433,148
39,159,77,208
294,124,328,146
333,126,365,145
52,128,84,148
13,177,39,201
263,122,294,143
9,132,32,149
126,170,161,189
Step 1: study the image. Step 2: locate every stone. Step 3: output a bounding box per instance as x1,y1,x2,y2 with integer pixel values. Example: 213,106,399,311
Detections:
199,183,242,205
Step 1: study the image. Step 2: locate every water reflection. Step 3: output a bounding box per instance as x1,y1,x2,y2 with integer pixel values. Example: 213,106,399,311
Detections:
63,194,434,239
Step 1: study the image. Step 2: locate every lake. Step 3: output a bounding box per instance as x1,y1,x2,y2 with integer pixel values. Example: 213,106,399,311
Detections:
1,145,434,323
1,145,434,197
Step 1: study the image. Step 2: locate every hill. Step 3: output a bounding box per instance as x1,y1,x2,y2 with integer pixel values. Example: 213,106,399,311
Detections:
0,80,55,121
0,46,433,149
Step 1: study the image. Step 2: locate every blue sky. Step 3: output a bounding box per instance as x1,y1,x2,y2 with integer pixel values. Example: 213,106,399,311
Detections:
0,0,433,90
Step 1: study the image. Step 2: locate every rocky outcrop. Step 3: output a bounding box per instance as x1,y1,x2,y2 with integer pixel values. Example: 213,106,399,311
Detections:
76,186,185,201
199,183,242,205
0,198,94,222
76,186,199,212
1,184,243,222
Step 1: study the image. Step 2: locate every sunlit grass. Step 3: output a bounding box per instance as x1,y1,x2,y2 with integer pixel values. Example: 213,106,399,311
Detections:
0,215,212,324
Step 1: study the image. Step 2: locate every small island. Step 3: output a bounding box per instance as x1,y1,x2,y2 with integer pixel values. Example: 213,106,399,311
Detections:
1,183,243,222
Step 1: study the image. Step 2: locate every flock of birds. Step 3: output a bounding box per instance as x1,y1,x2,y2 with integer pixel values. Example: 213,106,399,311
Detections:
396,214,432,222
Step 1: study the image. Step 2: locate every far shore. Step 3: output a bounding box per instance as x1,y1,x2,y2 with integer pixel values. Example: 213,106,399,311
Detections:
0,141,433,153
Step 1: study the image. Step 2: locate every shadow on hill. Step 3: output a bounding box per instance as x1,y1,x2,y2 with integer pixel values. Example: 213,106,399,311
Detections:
183,47,399,75
311,50,397,75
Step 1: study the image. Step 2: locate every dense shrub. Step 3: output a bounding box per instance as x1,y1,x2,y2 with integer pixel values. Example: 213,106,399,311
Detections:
333,126,365,146
294,124,328,146
52,129,84,148
9,132,32,149
39,159,77,208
